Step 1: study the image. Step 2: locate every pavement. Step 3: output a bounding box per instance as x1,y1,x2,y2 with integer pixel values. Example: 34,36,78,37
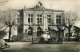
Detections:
3,42,80,52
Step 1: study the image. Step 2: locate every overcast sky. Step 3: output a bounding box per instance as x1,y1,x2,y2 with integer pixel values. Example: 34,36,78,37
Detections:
0,0,80,26
0,0,80,11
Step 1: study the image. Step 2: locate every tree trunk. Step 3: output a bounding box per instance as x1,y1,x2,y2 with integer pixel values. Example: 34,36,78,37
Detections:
68,27,71,41
58,30,60,40
77,33,79,41
9,27,11,41
58,30,60,43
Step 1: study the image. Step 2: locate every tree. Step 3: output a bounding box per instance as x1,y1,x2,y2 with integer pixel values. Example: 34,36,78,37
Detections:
0,10,17,41
74,26,80,41
63,11,79,41
0,31,7,38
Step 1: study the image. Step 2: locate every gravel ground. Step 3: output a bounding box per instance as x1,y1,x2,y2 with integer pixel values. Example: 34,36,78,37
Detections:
3,42,80,52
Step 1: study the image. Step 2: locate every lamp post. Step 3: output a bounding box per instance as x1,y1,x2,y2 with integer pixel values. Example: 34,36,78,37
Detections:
32,23,34,43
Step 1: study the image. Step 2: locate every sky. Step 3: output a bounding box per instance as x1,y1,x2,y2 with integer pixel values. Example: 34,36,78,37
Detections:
0,0,80,11
0,0,80,26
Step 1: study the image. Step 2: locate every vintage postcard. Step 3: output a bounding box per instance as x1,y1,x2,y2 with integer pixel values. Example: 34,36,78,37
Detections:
0,0,80,52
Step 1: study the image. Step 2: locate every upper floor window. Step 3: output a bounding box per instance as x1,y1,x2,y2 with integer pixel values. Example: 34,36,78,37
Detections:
56,15,61,25
47,15,51,17
17,18,20,24
37,14,42,24
37,14,42,17
28,18,30,22
28,18,33,23
28,14,33,23
37,18,42,24
28,14,33,17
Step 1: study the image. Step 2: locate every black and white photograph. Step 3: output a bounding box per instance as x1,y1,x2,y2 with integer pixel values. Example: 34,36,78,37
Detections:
0,0,80,52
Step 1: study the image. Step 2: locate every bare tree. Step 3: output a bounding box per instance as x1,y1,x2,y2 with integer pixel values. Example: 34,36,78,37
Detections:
0,9,17,41
74,26,80,41
63,11,79,41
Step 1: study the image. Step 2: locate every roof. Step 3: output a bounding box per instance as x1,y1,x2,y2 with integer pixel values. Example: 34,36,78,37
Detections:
74,26,80,29
23,2,64,12
24,8,64,12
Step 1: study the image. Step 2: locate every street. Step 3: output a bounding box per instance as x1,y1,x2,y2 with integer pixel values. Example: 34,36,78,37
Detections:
3,42,80,52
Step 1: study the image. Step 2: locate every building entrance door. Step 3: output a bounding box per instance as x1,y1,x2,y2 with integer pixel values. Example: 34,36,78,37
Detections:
37,27,43,37
28,27,33,35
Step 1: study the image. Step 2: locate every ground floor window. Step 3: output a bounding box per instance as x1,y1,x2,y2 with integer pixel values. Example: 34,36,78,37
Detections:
37,27,42,36
28,27,33,35
48,27,51,31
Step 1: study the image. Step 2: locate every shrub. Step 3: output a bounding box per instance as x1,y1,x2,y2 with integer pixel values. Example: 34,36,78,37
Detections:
0,31,7,38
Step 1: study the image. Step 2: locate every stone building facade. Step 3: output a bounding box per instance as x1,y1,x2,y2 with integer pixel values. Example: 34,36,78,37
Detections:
16,2,65,42
4,2,65,42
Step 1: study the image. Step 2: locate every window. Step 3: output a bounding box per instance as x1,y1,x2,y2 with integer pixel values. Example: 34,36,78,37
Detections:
48,18,51,23
28,27,33,35
40,18,42,23
28,18,30,22
47,15,51,23
37,18,39,23
37,14,42,24
37,15,39,17
28,14,30,17
47,15,51,17
48,27,51,31
31,14,33,17
28,14,33,23
28,18,33,23
40,15,42,17
17,18,19,22
28,14,33,17
37,18,42,24
37,27,42,36
56,15,61,25
37,14,42,17
31,18,33,22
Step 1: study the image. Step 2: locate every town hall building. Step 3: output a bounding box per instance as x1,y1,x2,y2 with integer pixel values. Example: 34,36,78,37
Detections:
4,2,65,43
16,2,64,43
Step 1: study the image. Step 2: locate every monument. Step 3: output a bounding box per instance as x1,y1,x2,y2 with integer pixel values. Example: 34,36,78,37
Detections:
41,14,50,42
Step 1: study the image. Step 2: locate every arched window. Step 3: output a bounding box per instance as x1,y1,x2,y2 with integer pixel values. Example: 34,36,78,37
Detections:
37,27,42,36
28,27,33,35
48,27,51,31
